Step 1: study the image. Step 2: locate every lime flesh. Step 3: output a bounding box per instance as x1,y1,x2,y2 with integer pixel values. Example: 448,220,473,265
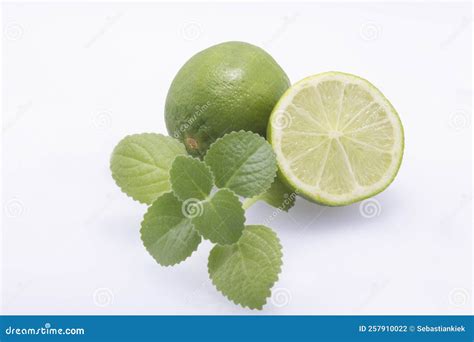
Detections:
268,72,404,206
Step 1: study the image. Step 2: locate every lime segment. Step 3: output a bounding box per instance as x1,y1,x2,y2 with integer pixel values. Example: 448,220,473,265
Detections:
268,72,404,206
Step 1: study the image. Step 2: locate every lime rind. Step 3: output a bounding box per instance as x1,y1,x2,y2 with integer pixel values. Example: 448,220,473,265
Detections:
268,71,404,206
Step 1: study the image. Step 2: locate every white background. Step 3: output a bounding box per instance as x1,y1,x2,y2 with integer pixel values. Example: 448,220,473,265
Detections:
2,1,472,315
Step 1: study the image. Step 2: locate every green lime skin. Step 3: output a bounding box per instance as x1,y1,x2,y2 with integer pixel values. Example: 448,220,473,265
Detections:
165,41,290,157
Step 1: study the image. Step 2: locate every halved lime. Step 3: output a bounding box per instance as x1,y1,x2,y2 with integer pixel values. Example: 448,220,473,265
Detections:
268,72,404,206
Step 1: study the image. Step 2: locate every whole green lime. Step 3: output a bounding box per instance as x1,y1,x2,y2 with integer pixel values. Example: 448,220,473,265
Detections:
165,41,290,157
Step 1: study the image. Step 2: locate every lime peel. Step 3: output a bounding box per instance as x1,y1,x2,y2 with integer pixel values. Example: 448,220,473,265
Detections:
268,72,404,206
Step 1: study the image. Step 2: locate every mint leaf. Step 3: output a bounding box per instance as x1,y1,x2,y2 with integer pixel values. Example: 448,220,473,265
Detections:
141,192,201,266
170,156,213,201
191,189,245,245
247,176,296,212
204,131,277,198
110,133,186,204
208,225,283,310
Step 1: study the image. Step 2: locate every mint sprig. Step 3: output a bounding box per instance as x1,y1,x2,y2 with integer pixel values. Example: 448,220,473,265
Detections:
192,188,245,245
208,225,283,310
111,131,295,309
204,131,277,198
110,133,186,204
141,192,201,266
170,155,213,201
169,156,244,245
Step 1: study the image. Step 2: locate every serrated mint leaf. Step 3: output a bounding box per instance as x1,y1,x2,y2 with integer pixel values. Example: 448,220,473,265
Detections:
110,133,186,204
208,225,283,310
141,192,201,266
191,188,245,245
170,156,213,201
204,131,277,198
246,176,296,212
